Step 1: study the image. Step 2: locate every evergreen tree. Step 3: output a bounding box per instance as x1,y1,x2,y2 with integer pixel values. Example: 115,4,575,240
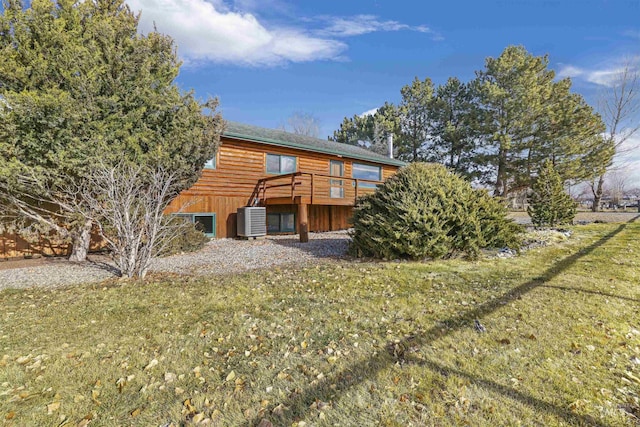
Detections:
330,102,401,156
428,77,480,179
398,77,434,162
527,160,576,227
473,46,606,196
0,0,224,260
329,46,609,193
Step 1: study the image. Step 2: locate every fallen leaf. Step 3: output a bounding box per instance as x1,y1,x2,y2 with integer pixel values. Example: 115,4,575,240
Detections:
624,371,640,384
16,355,31,365
91,389,101,405
5,411,15,420
46,401,60,415
225,371,236,382
183,399,196,414
498,338,511,345
272,403,289,416
192,412,205,423
115,378,126,393
130,408,141,417
144,359,158,371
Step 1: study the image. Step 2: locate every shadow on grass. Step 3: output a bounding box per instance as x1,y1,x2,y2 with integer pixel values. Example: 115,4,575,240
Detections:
246,219,637,427
541,284,640,304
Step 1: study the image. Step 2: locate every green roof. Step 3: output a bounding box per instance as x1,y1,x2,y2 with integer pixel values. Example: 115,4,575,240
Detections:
223,121,406,167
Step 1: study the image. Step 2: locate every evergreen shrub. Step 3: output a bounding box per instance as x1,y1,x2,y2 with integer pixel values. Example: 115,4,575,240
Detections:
158,219,210,257
527,160,576,227
349,163,522,260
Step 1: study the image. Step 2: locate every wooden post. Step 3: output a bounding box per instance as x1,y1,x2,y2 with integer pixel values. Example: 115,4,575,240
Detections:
298,203,309,243
310,173,314,205
291,174,296,201
354,179,359,202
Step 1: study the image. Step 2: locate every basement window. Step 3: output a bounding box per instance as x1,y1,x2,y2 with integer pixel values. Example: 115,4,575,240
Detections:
173,213,216,237
267,213,295,233
204,154,217,169
266,154,297,174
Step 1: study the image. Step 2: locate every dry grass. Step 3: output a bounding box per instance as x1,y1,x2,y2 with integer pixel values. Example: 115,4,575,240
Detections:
1,221,639,426
509,210,639,224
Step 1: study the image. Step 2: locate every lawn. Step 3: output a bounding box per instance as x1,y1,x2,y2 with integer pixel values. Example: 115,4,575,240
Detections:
1,221,639,426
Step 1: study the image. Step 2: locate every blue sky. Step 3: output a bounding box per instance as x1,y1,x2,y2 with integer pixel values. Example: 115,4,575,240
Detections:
126,0,640,187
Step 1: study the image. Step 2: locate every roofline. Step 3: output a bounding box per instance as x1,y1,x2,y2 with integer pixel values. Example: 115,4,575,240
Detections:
222,131,407,167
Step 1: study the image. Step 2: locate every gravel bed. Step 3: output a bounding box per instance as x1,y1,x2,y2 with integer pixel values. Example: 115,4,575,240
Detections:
2,212,637,290
0,231,351,291
0,259,118,291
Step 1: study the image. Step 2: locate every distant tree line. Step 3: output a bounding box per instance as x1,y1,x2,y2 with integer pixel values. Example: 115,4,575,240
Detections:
330,46,626,208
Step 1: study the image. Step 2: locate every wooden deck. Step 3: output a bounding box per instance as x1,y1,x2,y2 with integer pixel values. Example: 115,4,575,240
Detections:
249,172,382,207
247,172,384,243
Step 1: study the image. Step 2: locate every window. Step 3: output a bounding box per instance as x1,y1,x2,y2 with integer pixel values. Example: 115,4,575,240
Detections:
204,154,217,169
352,163,381,188
173,213,216,237
266,154,296,174
267,213,295,233
330,160,344,198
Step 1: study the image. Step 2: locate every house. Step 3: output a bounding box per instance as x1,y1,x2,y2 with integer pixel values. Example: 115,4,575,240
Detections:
0,122,405,258
165,122,405,241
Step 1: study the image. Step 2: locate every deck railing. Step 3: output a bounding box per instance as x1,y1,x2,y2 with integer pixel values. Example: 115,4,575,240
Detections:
249,172,383,206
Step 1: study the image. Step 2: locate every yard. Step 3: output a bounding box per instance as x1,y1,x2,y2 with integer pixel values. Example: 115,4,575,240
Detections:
1,220,639,426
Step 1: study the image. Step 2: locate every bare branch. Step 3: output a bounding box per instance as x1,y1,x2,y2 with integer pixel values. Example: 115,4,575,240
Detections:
60,161,187,278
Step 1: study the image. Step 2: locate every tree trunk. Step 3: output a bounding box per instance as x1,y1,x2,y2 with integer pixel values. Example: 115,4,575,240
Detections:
591,176,604,212
494,149,507,197
68,219,93,262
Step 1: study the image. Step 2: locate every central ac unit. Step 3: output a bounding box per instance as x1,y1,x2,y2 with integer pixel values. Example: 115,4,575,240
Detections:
237,207,267,237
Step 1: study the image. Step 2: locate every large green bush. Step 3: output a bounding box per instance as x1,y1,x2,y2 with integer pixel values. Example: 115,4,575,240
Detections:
349,163,522,260
157,219,210,257
527,160,576,227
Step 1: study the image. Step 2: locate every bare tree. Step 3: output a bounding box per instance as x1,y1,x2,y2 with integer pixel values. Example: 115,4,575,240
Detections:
590,62,640,211
63,163,188,278
604,170,628,207
287,112,321,137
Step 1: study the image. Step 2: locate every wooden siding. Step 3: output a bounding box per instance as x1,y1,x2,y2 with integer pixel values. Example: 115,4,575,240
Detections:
0,230,103,260
166,136,400,238
2,136,399,257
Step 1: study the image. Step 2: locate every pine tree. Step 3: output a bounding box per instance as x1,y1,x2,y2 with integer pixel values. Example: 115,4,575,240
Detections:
527,160,576,227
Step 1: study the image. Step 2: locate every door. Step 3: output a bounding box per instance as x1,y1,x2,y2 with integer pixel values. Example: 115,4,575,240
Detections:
330,160,344,198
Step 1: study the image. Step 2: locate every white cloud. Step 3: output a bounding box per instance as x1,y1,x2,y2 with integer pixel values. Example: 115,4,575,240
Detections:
359,107,378,117
556,64,629,87
558,55,639,87
127,0,346,66
126,1,439,66
316,15,439,39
